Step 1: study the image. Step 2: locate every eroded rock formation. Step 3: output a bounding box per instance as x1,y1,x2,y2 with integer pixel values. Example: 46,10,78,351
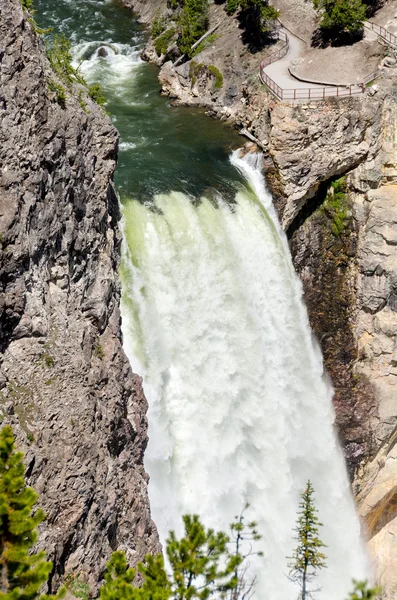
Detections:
0,0,158,591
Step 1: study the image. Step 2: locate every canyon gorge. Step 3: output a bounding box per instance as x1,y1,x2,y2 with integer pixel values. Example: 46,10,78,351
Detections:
1,0,397,597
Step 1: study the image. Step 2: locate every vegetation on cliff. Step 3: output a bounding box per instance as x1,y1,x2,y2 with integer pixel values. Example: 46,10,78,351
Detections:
20,0,106,108
0,426,65,600
0,429,381,600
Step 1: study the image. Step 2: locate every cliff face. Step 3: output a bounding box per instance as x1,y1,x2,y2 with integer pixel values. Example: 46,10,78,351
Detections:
0,0,158,591
284,81,397,597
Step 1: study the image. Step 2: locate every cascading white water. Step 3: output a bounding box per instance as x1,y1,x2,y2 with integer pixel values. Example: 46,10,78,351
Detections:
121,151,370,600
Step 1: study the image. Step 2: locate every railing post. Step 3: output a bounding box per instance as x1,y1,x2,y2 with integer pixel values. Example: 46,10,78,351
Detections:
294,88,296,100
323,87,325,99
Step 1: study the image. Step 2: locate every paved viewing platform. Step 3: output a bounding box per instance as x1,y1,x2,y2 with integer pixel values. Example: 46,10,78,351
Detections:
260,20,395,101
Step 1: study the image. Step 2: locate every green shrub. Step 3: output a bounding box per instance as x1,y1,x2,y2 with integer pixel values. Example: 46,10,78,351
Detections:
177,0,209,56
88,83,107,107
225,0,240,14
167,0,184,8
152,11,168,38
208,64,224,88
21,0,34,9
189,62,223,89
47,35,107,108
321,176,350,237
48,79,67,107
47,34,84,86
65,574,91,600
313,0,366,36
189,60,203,85
154,27,176,56
95,343,105,360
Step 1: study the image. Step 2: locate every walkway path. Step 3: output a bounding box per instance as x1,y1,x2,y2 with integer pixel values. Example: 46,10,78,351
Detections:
261,20,391,101
264,29,323,90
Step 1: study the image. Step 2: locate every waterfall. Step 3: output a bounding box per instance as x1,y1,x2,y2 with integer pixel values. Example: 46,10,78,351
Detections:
32,0,371,596
121,152,370,600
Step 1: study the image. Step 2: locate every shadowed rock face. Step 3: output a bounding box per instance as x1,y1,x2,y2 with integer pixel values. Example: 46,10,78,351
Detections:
0,0,158,592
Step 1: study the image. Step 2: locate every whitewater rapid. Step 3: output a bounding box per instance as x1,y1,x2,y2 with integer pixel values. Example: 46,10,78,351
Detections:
68,24,370,600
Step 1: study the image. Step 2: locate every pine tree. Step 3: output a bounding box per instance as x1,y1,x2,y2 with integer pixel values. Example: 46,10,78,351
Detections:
313,0,366,38
225,0,279,47
161,514,241,600
346,580,381,600
0,425,65,600
229,505,263,600
102,513,261,600
287,481,327,600
99,551,140,600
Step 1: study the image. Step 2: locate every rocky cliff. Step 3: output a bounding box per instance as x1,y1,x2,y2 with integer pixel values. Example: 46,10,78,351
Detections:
276,81,397,598
0,0,158,592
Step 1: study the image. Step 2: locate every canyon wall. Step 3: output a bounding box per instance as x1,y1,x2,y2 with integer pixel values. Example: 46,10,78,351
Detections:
0,0,158,592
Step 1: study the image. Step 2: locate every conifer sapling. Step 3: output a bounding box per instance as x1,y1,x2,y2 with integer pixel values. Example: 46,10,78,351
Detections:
287,480,327,600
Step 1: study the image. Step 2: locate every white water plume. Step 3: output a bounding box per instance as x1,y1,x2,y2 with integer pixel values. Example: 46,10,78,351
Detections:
72,39,141,90
120,151,370,600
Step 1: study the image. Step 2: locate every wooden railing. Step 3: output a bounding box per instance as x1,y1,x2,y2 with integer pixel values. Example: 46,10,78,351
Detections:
364,21,397,47
260,30,289,69
259,26,381,102
259,73,367,100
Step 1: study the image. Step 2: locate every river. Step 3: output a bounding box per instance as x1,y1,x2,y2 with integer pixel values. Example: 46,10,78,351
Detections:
35,1,369,598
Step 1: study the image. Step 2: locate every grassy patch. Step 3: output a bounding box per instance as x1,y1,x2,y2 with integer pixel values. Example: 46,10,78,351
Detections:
321,176,350,237
154,27,176,56
94,343,104,360
48,79,66,107
208,64,223,88
64,574,90,600
39,343,55,368
189,61,223,89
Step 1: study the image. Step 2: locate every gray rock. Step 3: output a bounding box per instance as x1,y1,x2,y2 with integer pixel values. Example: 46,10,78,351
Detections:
0,0,159,592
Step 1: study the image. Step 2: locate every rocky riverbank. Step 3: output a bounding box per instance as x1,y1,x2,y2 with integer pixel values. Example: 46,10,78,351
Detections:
0,0,159,591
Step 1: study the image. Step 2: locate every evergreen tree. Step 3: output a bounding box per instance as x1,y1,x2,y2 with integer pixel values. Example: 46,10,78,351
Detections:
102,513,262,600
229,505,263,600
0,425,64,600
346,580,381,600
313,0,366,39
99,552,140,600
287,481,327,600
158,514,241,600
226,0,279,47
175,0,210,56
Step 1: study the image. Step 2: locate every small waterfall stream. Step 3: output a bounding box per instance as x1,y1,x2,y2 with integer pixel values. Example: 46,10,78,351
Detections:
35,1,370,597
